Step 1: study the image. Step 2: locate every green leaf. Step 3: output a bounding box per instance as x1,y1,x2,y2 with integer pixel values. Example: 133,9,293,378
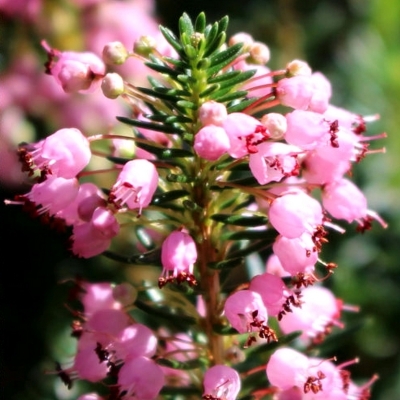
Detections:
199,83,220,98
184,44,197,59
222,229,272,241
176,100,198,110
211,213,268,227
207,43,243,76
208,257,244,270
203,22,219,54
208,70,241,84
116,116,184,134
138,86,184,102
227,98,260,113
194,12,206,33
167,173,195,183
212,324,239,335
204,31,226,58
135,299,197,325
210,90,248,103
103,248,161,265
135,141,193,159
160,386,201,396
179,12,194,38
216,69,256,89
156,357,206,370
151,190,190,205
228,240,271,259
159,25,183,54
144,61,180,78
217,15,229,36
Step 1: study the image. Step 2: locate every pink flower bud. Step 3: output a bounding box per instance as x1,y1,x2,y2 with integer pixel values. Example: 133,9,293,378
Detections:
118,356,165,400
198,101,228,126
203,365,241,400
194,125,230,161
109,159,158,212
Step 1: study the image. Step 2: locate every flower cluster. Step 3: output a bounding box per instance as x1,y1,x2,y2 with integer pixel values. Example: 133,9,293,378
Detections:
6,11,386,400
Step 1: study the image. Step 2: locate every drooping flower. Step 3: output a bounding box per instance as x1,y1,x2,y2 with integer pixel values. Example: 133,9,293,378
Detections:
203,365,241,400
159,230,197,287
109,159,158,212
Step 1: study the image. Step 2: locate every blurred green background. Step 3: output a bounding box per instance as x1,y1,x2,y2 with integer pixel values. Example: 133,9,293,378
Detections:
1,0,399,399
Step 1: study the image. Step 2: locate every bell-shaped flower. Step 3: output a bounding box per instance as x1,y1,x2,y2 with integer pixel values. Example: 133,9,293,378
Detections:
25,176,79,216
160,230,197,287
276,75,314,110
203,365,241,400
71,207,119,258
249,142,301,185
268,191,323,239
118,356,165,400
198,101,228,126
272,233,318,276
279,286,343,344
249,273,286,317
223,112,267,158
109,159,158,212
80,282,122,317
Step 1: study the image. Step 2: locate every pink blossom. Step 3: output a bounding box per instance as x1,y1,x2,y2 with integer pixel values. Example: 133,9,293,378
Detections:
25,176,79,216
308,72,332,113
160,230,197,287
81,282,121,317
238,62,274,98
194,125,230,161
249,142,300,185
272,233,318,276
223,112,267,158
71,207,119,258
23,128,91,178
249,273,286,317
77,394,104,400
109,159,158,212
44,43,106,93
85,308,131,340
268,192,323,239
276,76,314,110
322,178,367,223
224,289,268,334
279,286,342,343
203,365,241,400
265,253,291,277
118,356,165,400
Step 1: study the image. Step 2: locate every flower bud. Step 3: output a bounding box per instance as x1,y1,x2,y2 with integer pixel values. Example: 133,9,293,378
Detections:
249,41,270,64
261,113,287,140
113,283,137,306
102,41,129,65
229,32,254,51
134,35,157,56
286,59,312,76
101,72,125,99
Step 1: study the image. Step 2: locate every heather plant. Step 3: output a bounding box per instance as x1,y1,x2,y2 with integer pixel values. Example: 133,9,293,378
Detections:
5,11,388,400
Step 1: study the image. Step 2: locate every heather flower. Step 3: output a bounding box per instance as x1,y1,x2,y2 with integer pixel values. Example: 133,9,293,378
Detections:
160,230,197,287
268,191,323,239
19,127,91,178
109,159,159,212
198,101,228,126
203,365,241,400
249,141,301,185
118,356,165,400
80,282,122,317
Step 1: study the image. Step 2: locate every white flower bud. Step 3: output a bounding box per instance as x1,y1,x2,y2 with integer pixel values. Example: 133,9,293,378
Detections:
286,59,312,76
102,41,129,65
229,32,254,51
101,72,124,99
261,113,287,140
249,41,270,64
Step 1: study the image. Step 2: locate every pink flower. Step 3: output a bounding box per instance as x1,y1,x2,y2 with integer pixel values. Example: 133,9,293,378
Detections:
272,233,318,276
249,142,301,185
194,125,230,161
109,159,158,212
203,365,241,400
20,128,91,178
43,42,105,93
160,230,197,287
25,176,79,216
249,273,286,317
71,207,119,258
279,286,343,344
276,76,314,110
80,282,121,317
118,356,165,400
223,112,267,158
73,342,109,382
77,394,104,400
268,192,323,239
